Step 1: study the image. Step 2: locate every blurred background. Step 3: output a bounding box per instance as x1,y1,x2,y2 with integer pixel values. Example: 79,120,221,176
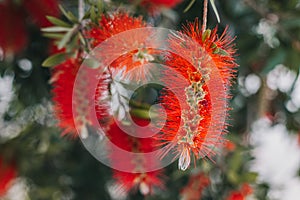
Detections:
0,0,300,199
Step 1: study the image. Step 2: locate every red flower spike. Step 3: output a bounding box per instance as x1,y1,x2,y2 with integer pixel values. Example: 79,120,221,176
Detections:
158,20,237,170
0,0,60,57
240,183,253,196
226,184,253,200
0,0,28,57
87,13,148,48
106,118,164,196
23,0,60,27
112,170,164,196
143,0,182,8
52,58,82,136
0,157,17,197
181,20,237,86
226,191,245,200
85,13,158,81
51,56,111,137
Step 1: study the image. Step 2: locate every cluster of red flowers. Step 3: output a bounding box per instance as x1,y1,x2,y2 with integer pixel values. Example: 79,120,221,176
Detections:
107,118,164,195
51,57,111,138
226,184,253,200
140,0,182,14
0,156,16,197
51,10,236,195
51,13,165,195
0,0,59,57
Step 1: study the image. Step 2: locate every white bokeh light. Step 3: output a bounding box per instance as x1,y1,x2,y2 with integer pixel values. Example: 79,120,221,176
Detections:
250,118,300,200
267,64,296,93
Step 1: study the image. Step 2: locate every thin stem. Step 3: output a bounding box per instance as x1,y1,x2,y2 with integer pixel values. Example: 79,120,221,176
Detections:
78,0,84,20
202,0,208,32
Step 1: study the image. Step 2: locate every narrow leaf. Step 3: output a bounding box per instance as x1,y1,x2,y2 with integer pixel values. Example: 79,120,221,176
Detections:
184,0,196,13
209,0,220,23
42,53,67,67
43,33,64,39
59,5,79,23
46,16,72,27
90,6,97,22
78,33,87,46
202,29,211,41
58,27,75,49
42,26,71,32
130,108,154,119
97,0,104,14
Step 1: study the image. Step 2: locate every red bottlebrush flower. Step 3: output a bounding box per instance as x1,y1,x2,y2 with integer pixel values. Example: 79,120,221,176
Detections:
0,0,28,57
180,21,237,86
51,56,111,137
23,0,60,27
226,191,245,200
51,58,82,136
106,118,164,196
48,41,66,55
180,172,210,200
0,157,17,197
143,0,182,8
240,183,253,196
158,20,237,170
87,13,148,48
51,59,80,135
0,0,60,57
226,184,253,200
85,13,158,81
112,170,164,196
140,0,182,14
224,140,236,152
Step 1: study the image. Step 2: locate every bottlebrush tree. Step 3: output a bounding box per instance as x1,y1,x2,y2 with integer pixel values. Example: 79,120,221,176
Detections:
45,0,238,196
1,0,300,199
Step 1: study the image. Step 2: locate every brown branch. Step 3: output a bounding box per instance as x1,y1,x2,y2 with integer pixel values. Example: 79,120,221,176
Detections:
202,0,208,32
78,0,84,20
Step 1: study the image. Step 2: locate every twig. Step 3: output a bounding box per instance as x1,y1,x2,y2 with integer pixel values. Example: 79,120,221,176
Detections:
202,0,208,32
78,0,84,20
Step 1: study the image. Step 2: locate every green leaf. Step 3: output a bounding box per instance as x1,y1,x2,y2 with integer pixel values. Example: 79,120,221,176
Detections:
202,29,211,41
96,0,104,14
241,172,258,183
46,16,72,27
209,0,220,23
42,26,71,32
229,151,242,171
227,170,239,184
130,108,159,119
78,33,87,47
217,48,229,56
43,33,65,39
59,5,79,23
42,53,68,67
57,26,77,49
90,6,97,22
183,0,196,13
